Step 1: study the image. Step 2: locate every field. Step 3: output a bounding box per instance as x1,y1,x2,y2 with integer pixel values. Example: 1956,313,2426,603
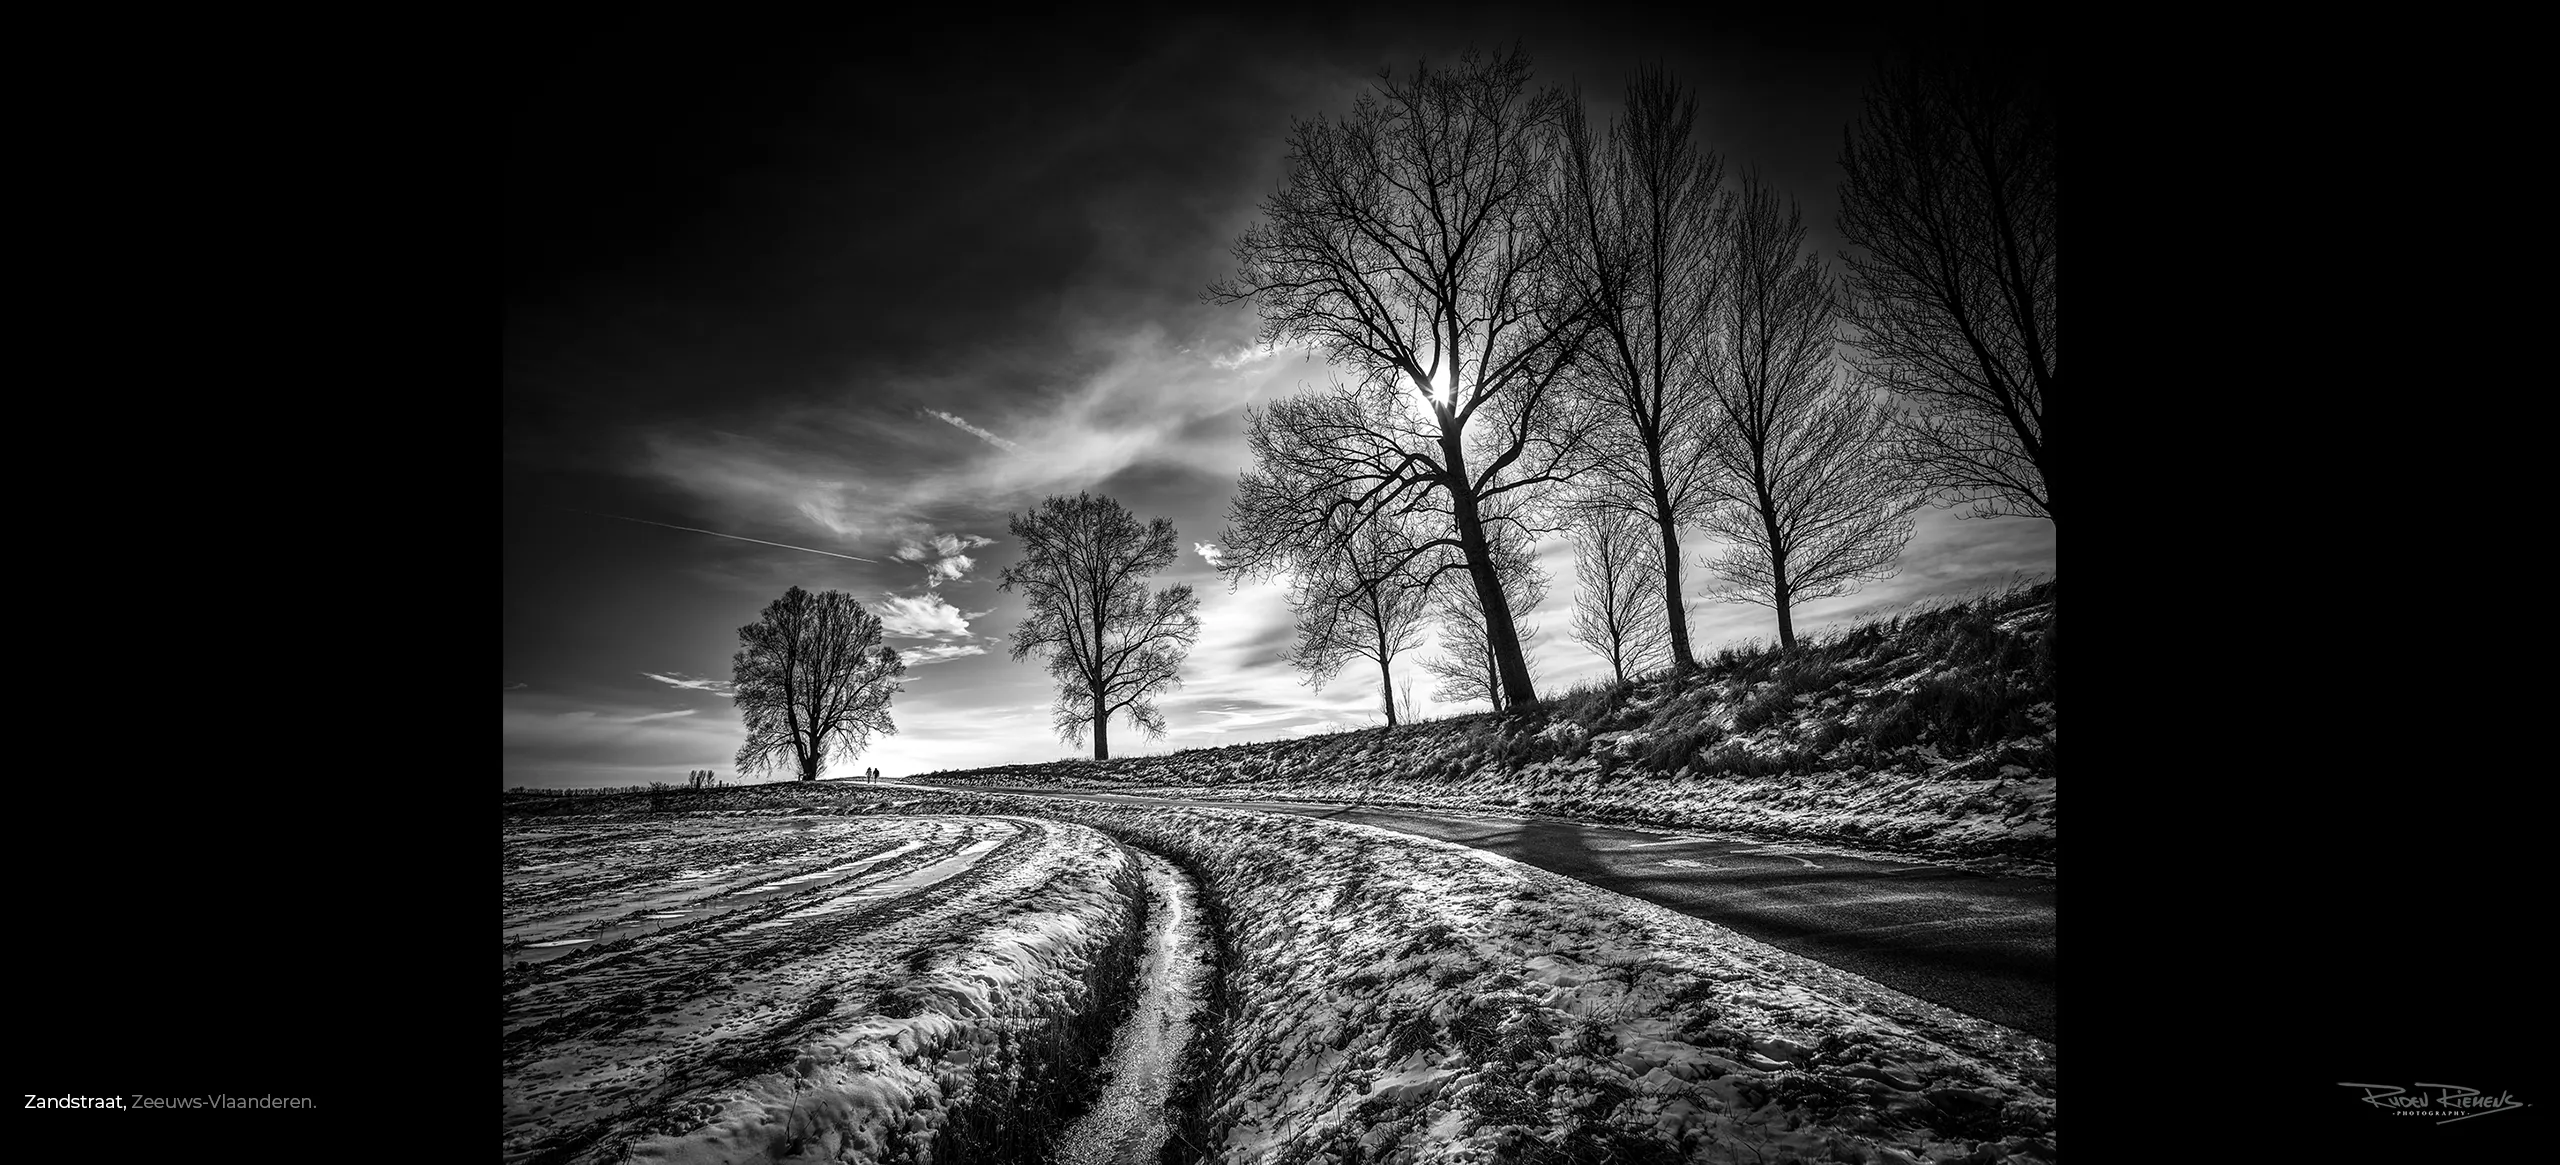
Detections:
504,787,2057,1163
503,812,1146,1164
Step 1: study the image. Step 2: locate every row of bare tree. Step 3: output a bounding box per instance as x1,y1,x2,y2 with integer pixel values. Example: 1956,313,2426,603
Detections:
1210,44,2053,719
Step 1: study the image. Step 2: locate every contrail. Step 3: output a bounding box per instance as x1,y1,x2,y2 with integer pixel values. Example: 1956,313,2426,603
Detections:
926,408,1021,452
565,510,881,563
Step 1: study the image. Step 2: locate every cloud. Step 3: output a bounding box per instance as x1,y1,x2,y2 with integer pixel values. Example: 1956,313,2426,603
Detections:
875,592,985,641
873,322,1300,521
795,496,865,538
927,409,1021,452
503,693,745,777
898,643,990,668
504,682,529,691
1177,697,1324,733
1209,340,1284,370
1194,541,1226,567
895,531,997,586
543,707,706,727
633,430,872,542
642,671,738,695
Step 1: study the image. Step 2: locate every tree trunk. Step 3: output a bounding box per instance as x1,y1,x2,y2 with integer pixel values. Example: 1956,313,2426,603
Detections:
1378,655,1398,727
798,751,820,781
1091,686,1110,760
1752,465,1795,651
1443,448,1537,710
1652,489,1695,671
1765,528,1797,651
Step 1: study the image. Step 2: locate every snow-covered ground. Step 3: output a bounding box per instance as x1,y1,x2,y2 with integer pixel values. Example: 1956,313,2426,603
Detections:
502,812,1146,1164
866,790,2059,1164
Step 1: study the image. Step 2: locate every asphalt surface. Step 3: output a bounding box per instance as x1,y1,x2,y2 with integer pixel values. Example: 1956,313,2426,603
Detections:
956,787,2056,1044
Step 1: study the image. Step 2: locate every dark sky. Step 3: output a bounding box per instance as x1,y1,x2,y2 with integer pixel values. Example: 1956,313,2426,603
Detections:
502,8,2055,787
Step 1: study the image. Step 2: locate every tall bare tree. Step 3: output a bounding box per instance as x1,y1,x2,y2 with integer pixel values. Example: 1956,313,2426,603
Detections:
1837,48,2054,524
1210,46,1591,712
1703,174,1922,649
1568,507,1673,685
1272,510,1436,726
731,586,907,782
1551,65,1727,673
999,493,1202,759
1422,519,1547,712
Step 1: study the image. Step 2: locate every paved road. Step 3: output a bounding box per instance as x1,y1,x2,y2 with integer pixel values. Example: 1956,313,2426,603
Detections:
949,787,2056,1044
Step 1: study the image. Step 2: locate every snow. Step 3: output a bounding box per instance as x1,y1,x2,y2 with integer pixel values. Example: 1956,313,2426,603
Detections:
923,590,2058,876
867,789,2058,1164
503,812,1146,1164
1051,851,1212,1165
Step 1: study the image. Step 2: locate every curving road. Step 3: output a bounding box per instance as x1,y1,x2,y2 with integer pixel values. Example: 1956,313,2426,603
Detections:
946,787,2056,1044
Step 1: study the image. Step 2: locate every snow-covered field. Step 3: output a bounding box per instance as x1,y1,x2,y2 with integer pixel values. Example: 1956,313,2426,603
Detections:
859,790,2060,1164
932,586,2059,874
502,812,1145,1164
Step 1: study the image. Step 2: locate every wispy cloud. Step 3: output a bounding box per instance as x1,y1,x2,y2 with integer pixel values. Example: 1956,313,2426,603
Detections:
895,532,997,587
504,682,529,691
875,323,1299,519
643,672,738,695
927,409,1020,452
630,430,877,544
1209,340,1284,370
1193,541,1226,568
547,707,705,726
898,643,990,668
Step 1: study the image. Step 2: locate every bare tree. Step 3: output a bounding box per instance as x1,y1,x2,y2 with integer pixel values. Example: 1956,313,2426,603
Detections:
1422,520,1547,712
732,586,907,781
1702,174,1922,649
1210,46,1591,713
1837,48,2054,524
999,492,1202,759
1551,65,1727,673
1568,507,1672,685
1273,510,1436,726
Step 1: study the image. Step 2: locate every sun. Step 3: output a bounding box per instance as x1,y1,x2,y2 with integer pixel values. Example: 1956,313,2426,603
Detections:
1414,363,1453,406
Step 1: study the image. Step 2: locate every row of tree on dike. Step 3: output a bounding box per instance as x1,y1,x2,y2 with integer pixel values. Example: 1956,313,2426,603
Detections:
723,42,2051,776
1212,43,2052,726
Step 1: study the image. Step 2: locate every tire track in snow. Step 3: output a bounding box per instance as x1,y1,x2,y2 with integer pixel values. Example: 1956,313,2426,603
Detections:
1051,850,1211,1165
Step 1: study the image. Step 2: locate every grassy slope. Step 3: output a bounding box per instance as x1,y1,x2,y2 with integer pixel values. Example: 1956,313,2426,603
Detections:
933,580,2058,873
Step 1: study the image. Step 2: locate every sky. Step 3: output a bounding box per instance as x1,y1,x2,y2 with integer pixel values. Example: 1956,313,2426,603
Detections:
502,8,2054,788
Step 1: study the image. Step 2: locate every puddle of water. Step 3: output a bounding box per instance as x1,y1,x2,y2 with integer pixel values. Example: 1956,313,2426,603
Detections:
1051,851,1210,1165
